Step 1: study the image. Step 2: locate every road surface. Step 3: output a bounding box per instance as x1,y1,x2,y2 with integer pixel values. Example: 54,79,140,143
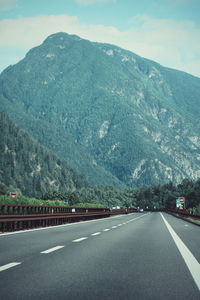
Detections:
0,212,199,299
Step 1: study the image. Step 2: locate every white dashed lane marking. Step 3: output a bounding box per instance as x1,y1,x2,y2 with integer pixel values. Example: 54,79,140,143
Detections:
40,246,65,254
0,262,22,272
91,232,101,236
72,237,88,243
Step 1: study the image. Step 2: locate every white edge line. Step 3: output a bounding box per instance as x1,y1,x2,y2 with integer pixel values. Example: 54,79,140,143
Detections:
160,213,200,291
40,245,65,254
0,262,22,272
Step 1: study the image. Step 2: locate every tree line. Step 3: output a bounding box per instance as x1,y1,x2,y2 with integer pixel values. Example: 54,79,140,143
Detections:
1,178,199,214
42,178,200,213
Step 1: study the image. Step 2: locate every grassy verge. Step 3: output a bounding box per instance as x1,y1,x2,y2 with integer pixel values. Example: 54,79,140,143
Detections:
172,212,200,226
182,217,200,226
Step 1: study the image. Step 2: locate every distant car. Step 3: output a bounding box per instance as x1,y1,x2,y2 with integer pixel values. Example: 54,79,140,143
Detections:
139,209,144,212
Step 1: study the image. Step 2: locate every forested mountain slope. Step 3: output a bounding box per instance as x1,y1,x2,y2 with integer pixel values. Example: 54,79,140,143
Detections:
0,112,88,197
0,32,199,187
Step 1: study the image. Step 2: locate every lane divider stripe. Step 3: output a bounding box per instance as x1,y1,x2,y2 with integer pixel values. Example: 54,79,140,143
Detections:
0,262,22,272
72,237,88,242
41,246,65,254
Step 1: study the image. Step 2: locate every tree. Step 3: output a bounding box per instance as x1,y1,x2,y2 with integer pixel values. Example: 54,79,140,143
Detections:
0,182,8,195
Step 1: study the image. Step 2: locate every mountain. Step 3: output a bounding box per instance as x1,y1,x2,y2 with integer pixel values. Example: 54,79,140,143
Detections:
0,32,200,187
0,112,88,197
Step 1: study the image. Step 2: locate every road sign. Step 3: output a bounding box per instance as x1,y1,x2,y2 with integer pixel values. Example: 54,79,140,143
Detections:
8,192,17,198
176,197,185,209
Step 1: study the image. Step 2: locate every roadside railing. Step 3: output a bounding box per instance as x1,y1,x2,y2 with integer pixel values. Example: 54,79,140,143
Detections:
166,208,200,218
0,204,136,232
166,208,200,225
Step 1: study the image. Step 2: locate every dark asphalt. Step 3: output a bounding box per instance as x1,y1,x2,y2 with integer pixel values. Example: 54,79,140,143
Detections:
0,212,199,300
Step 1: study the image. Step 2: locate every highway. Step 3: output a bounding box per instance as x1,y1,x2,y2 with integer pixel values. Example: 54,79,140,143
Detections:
0,212,200,299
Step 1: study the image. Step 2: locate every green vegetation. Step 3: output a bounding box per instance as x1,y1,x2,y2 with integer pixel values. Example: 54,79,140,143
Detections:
0,112,88,198
75,203,104,208
0,179,199,212
63,186,136,208
132,178,200,211
0,33,200,210
1,32,200,189
0,195,66,206
49,178,200,211
0,195,104,208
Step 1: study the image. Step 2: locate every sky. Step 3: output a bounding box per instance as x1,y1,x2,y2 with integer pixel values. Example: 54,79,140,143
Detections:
0,0,200,77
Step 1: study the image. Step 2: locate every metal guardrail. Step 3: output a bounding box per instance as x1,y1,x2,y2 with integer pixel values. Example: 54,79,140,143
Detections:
0,204,109,215
0,204,136,232
166,209,200,226
166,209,200,220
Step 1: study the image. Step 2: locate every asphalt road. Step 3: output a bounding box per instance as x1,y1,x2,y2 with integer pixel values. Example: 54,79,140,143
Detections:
0,212,200,300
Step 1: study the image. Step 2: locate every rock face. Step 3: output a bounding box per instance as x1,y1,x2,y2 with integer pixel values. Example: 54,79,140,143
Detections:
0,32,200,187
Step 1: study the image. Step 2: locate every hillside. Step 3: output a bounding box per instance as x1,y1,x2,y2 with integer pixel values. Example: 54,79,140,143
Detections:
0,32,200,187
0,112,88,197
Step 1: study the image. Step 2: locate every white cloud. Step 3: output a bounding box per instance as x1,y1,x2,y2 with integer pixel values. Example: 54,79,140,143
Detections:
0,15,79,48
0,14,200,77
0,0,17,11
126,14,200,76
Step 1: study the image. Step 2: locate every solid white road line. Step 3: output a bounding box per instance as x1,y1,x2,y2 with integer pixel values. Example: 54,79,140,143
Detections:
0,262,22,272
160,213,200,291
72,237,88,242
91,232,101,236
40,246,65,254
